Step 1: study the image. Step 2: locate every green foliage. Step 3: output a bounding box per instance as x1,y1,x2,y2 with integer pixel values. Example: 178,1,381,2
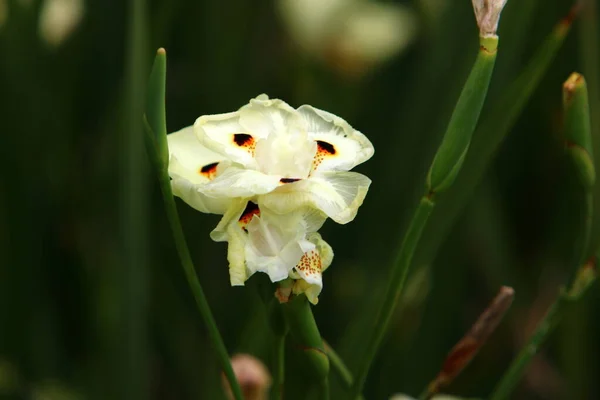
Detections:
1,0,599,399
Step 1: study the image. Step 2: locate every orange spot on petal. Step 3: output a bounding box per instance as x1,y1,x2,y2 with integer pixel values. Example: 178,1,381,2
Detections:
311,141,337,173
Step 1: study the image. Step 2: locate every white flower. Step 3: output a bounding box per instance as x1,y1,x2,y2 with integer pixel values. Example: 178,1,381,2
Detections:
38,0,84,47
277,0,418,78
166,95,372,302
195,94,374,224
210,199,327,288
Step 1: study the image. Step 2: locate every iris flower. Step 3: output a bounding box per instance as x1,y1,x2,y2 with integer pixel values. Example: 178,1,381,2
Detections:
166,95,373,303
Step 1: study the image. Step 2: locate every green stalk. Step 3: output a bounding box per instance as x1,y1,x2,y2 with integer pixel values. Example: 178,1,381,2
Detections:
143,50,243,400
270,334,285,400
120,0,149,398
489,73,595,400
262,291,288,399
579,0,600,248
282,295,330,396
414,6,579,270
427,36,499,193
489,255,597,400
323,340,366,400
350,34,499,399
323,340,353,391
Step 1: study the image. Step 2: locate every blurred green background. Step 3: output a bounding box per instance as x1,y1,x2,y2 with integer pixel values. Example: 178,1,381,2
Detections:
1,0,599,399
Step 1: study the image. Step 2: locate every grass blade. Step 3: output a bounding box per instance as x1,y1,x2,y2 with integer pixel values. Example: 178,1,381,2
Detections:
489,72,596,400
143,49,244,400
350,27,500,399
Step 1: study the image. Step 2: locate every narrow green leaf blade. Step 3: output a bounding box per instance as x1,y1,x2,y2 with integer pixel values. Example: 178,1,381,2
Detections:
563,72,595,189
144,48,168,169
427,36,498,194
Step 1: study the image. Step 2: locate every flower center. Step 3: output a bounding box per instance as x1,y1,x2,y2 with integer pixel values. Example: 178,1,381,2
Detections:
254,131,317,179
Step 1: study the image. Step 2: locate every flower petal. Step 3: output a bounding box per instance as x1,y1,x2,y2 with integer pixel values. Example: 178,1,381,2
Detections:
195,111,258,168
260,171,371,224
201,165,281,198
209,199,259,286
308,232,333,272
167,126,232,214
226,222,253,286
298,105,374,172
239,95,306,139
210,199,255,242
195,95,307,170
244,210,315,282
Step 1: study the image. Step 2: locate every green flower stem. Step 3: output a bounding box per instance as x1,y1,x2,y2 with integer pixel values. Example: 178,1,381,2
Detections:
156,175,243,400
121,0,149,397
323,340,352,390
351,34,499,400
427,36,498,193
350,196,434,398
143,50,243,400
270,333,285,400
489,73,596,400
414,6,579,272
489,254,597,400
319,378,330,400
563,73,595,190
323,340,366,400
264,295,288,400
282,295,329,395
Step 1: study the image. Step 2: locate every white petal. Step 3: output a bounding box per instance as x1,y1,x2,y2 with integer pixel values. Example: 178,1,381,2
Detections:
201,165,281,198
298,105,374,172
194,111,258,168
299,207,328,233
244,211,313,282
245,244,303,283
239,95,306,139
307,232,334,272
291,234,332,305
260,171,371,224
259,205,327,234
226,223,252,286
210,199,254,242
293,279,322,305
167,126,232,214
295,249,323,287
246,214,289,257
194,95,307,171
212,200,260,286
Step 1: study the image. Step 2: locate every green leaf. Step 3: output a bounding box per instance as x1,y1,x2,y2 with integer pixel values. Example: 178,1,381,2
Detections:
142,48,244,400
283,295,330,382
414,6,579,275
144,48,168,170
563,72,595,190
427,36,498,194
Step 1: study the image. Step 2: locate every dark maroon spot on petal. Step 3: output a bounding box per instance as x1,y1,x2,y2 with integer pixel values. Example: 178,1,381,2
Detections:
317,140,336,155
200,162,219,173
280,178,301,183
233,133,253,146
238,201,260,231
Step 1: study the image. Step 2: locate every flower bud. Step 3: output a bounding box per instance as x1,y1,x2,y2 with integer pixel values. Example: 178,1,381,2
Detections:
222,354,272,400
38,0,84,47
472,0,508,38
